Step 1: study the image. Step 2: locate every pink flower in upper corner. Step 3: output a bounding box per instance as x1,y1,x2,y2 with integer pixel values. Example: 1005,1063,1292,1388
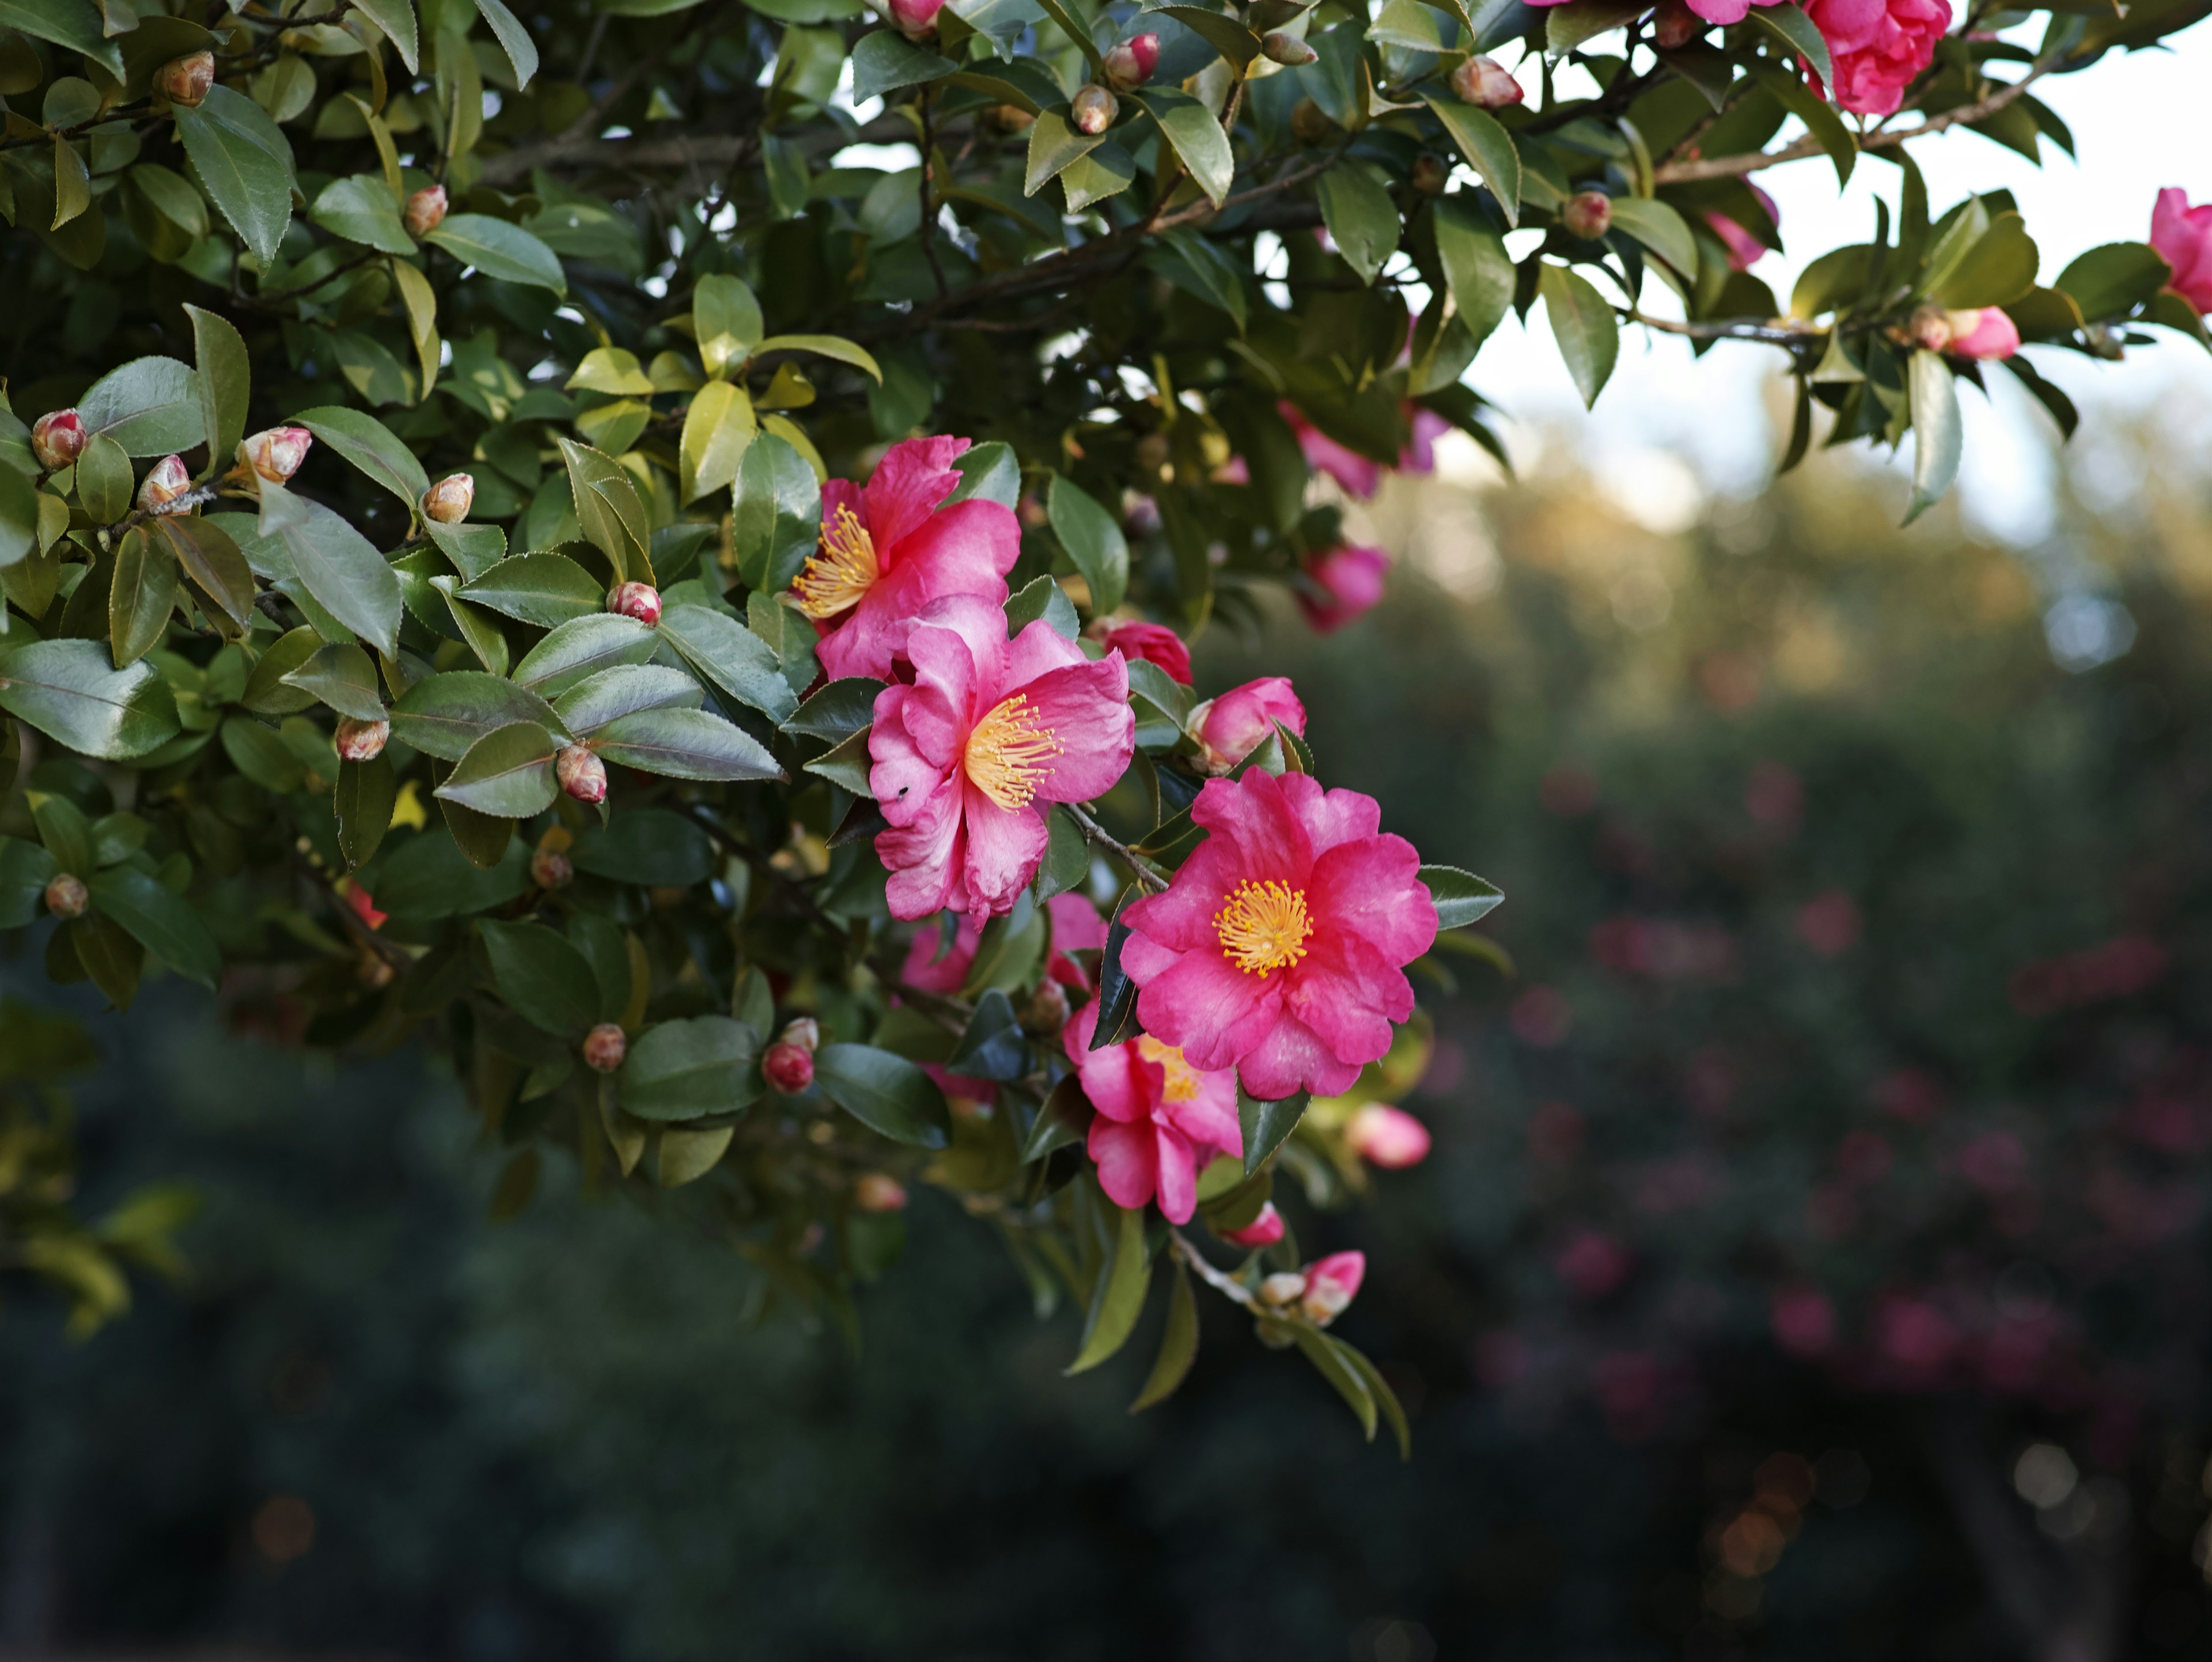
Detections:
1347,1103,1431,1169
1218,1200,1285,1248
1119,770,1437,1100
1099,620,1192,686
2150,189,2212,314
1681,0,1779,25
1300,1251,1365,1325
1802,0,1950,116
791,436,1021,683
870,595,1135,919
1706,185,1781,272
1047,891,1108,991
888,0,944,38
1192,677,1307,773
1066,999,1243,1224
1946,307,2020,361
1300,545,1391,634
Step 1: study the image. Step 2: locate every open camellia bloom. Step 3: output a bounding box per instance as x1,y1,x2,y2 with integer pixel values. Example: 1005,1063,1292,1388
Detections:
1119,770,1437,1099
2150,188,2212,314
1066,1001,1242,1222
790,437,1021,682
870,596,1135,918
1802,0,1949,115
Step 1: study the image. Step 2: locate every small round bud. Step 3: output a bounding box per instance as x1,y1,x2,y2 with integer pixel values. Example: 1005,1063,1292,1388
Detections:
43,873,88,920
1299,1250,1365,1326
854,1173,908,1213
557,744,608,804
888,0,944,39
1652,0,1702,47
1449,54,1525,109
606,581,662,627
1562,191,1613,241
240,426,313,484
136,453,192,513
334,715,389,762
763,1040,815,1095
156,50,214,108
1018,979,1069,1040
1346,1103,1432,1169
31,409,86,471
1290,98,1338,145
1410,153,1449,195
582,1022,627,1073
1101,32,1159,89
1910,302,1955,352
1071,84,1119,137
529,847,574,889
403,184,448,237
1218,1201,1286,1249
1258,1272,1309,1308
1261,31,1317,66
423,473,474,524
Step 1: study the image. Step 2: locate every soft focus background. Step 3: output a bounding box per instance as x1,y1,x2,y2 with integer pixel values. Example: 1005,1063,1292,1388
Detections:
8,29,2212,1662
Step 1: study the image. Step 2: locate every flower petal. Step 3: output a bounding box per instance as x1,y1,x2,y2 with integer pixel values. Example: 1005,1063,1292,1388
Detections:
1163,1066,1243,1156
1191,770,1312,881
868,686,946,827
1306,826,1436,967
1279,773,1381,860
1067,1001,1149,1121
865,436,969,562
877,775,965,919
1018,654,1135,805
960,783,1048,915
883,497,1021,605
1236,1006,1363,1100
1122,834,1247,954
1134,942,1282,1074
1004,615,1090,688
1088,1115,1160,1213
1153,1124,1200,1224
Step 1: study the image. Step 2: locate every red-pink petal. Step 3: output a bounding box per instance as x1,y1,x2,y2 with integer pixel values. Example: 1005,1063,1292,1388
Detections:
1048,892,1107,954
1089,1115,1161,1212
1236,1006,1362,1100
878,776,965,919
864,435,969,561
1004,615,1090,688
1153,1124,1200,1222
1016,654,1134,805
1162,1066,1242,1155
960,782,1050,915
1067,1001,1150,1120
868,685,946,827
1134,944,1281,1074
1121,834,1246,954
1306,827,1437,967
1190,770,1313,883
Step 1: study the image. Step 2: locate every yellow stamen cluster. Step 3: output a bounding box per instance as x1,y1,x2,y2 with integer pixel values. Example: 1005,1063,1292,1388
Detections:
1136,1035,1203,1103
791,504,878,618
964,693,1064,811
1214,880,1313,978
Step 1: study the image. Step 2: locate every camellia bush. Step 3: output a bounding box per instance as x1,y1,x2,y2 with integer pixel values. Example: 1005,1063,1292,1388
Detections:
0,0,2206,1435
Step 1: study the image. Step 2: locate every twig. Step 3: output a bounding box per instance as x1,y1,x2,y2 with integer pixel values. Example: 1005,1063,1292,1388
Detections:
1627,309,1819,346
1171,1229,1256,1307
1064,805,1169,894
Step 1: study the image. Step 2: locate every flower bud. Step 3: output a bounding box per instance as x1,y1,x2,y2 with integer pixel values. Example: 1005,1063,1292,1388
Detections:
888,0,944,39
1346,1103,1431,1169
1450,54,1524,109
240,425,312,483
1563,191,1613,240
1945,306,2020,360
1909,303,1954,352
606,581,662,627
854,1172,908,1212
156,50,215,108
1101,32,1159,88
1194,676,1306,773
1071,84,1119,137
1300,1251,1365,1325
423,473,474,524
1258,1271,1308,1308
43,873,88,920
1410,153,1448,195
136,453,191,513
1261,30,1317,66
334,715,389,762
403,184,448,237
31,409,86,471
530,846,574,889
777,1016,821,1053
583,1022,627,1073
764,1039,816,1094
1018,978,1069,1039
557,744,608,804
1652,0,1701,47
1290,98,1338,144
1218,1201,1285,1249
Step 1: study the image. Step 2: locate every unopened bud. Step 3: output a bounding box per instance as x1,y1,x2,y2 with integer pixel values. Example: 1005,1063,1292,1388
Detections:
403,184,448,237
854,1172,907,1212
137,453,191,513
530,846,574,889
1652,0,1701,47
1562,190,1613,240
1299,1250,1365,1325
1410,153,1448,195
240,425,312,483
31,409,86,471
1018,979,1069,1039
557,744,608,804
764,1040,815,1094
582,1022,627,1073
43,872,88,919
1261,31,1317,66
1910,303,1954,352
1259,1271,1308,1308
334,715,389,762
1071,84,1119,137
423,473,474,524
606,581,662,626
1945,306,2020,361
1290,97,1337,145
1217,1201,1286,1248
1450,54,1524,109
778,1017,820,1052
1101,32,1159,89
156,50,214,108
888,0,944,39
1346,1103,1431,1169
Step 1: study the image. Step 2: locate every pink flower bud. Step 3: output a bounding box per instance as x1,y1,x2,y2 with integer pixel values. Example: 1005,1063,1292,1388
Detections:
1217,1201,1285,1248
1300,1250,1365,1325
764,1040,816,1094
1299,546,1390,634
156,50,214,108
530,847,574,889
334,716,389,762
854,1173,908,1212
1346,1103,1431,1168
1099,620,1191,686
1258,1271,1308,1307
606,581,662,627
2150,188,2212,316
423,474,474,524
136,454,191,513
557,744,608,804
888,0,944,39
776,1016,821,1053
582,1022,627,1073
1193,676,1306,772
1261,31,1318,66
1652,0,1701,48
1910,304,1954,352
240,426,312,483
1563,191,1613,241
1450,55,1524,109
1071,84,1119,136
403,184,448,237
44,873,88,919
1102,31,1160,86
31,409,86,471
1945,306,2020,360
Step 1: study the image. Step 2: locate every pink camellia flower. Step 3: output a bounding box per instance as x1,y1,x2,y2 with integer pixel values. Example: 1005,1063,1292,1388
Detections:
2150,190,2212,313
1945,306,2020,360
870,595,1134,918
1066,999,1241,1222
1099,619,1191,685
1218,1200,1285,1248
1300,1250,1365,1324
791,437,1021,683
1300,545,1391,634
1279,401,1382,497
1119,770,1436,1100
1346,1103,1431,1168
1191,676,1307,773
888,0,944,38
1047,891,1107,991
1706,184,1780,271
903,913,982,992
1680,0,1779,24
1803,0,1950,115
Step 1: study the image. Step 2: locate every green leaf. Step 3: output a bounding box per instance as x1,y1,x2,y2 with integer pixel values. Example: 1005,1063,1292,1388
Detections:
754,334,884,383
85,865,218,988
75,435,131,525
1753,62,1854,189
694,274,764,376
311,175,417,254
850,28,955,101
1129,1259,1199,1412
1291,1324,1377,1440
457,552,603,627
147,516,255,632
948,440,1022,510
31,794,94,877
173,86,294,264
1018,1072,1094,1162
946,987,1029,1081
814,1043,950,1148
568,807,715,886
1067,1199,1150,1375
1433,195,1515,347
350,0,419,70
1005,573,1080,639
0,638,179,760
0,835,60,930
425,214,566,293
1369,0,1442,49
435,721,560,818
107,528,176,669
620,1014,763,1121
1158,5,1260,69
1024,108,1105,196
1545,0,1643,51
183,305,249,467
78,356,204,459
1607,196,1698,277
589,707,782,782
1060,142,1137,213
335,753,396,868
374,827,529,918
1904,347,1960,526
1421,863,1503,927
1538,262,1618,408
567,346,656,396
2055,241,2170,322
1238,1089,1309,1176
296,406,431,509
1047,474,1128,615
474,0,537,87
0,466,37,571
480,919,600,1038
1930,211,2038,308
1137,89,1233,209
1331,1332,1412,1458
390,670,565,761
275,495,403,657
732,433,821,593
678,378,757,503
1316,163,1400,287
657,603,797,722
1088,887,1141,1050
0,0,123,82
513,613,658,698
556,437,652,585
1423,97,1521,226
551,664,703,737
1747,2,1832,100
1033,804,1089,903
784,677,883,741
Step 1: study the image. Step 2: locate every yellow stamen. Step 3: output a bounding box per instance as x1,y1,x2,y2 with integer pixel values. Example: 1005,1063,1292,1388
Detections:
791,504,878,618
963,692,1064,811
1214,880,1312,978
1136,1035,1203,1103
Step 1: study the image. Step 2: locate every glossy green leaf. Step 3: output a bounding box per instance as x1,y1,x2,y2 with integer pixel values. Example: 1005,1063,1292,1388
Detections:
815,1043,950,1148
1158,5,1260,68
1422,97,1521,228
1747,2,1832,99
1024,108,1104,196
513,613,658,698
754,335,884,384
107,529,177,669
374,828,529,918
312,175,417,254
1138,89,1233,208
1316,163,1400,287
678,378,756,502
390,671,565,762
86,865,218,989
480,919,600,1038
474,0,538,87
551,664,702,735
173,86,294,264
0,639,179,760
620,1014,763,1121
569,808,715,887
1239,1089,1309,1176
657,603,797,722
1930,211,2038,308
296,407,431,509
424,214,566,293
2055,240,2170,322
1607,196,1698,277
183,305,249,467
1047,473,1128,615
457,552,603,627
276,495,403,657
1904,347,1960,525
1067,1200,1150,1375
556,437,652,585
732,433,821,592
591,707,781,782
74,436,131,525
1538,262,1618,409
335,753,396,868
1129,1259,1198,1412
78,356,204,459
1433,195,1516,347
1421,863,1503,927
851,27,956,100
435,721,560,818
1291,1324,1377,1440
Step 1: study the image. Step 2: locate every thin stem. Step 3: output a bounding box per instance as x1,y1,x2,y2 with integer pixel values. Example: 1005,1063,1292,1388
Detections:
1171,1230,1255,1307
1064,805,1169,894
1627,309,1819,346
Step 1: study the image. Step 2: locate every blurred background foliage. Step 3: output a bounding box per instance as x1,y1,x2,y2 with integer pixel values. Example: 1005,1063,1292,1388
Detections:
8,414,2212,1660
